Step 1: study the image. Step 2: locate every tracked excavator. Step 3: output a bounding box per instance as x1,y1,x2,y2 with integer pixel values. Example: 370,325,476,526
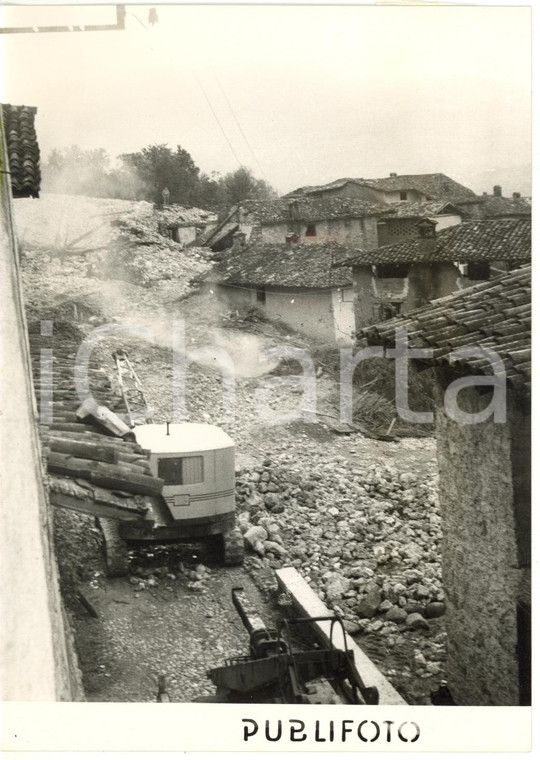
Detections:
80,349,244,575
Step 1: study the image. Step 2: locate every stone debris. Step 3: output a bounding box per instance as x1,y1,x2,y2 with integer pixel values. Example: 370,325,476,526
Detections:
18,194,446,704
233,455,446,691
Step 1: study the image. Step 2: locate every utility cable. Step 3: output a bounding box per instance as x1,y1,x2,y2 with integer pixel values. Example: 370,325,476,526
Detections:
196,75,243,168
214,73,269,183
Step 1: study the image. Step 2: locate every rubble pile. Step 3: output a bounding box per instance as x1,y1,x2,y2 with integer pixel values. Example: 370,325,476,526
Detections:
100,241,212,288
101,205,214,287
235,457,444,660
128,561,213,595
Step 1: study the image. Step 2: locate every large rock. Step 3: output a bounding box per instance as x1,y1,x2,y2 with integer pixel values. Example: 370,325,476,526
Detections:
356,588,382,619
244,525,268,550
263,540,287,556
406,612,430,630
425,601,446,619
385,605,408,623
325,572,352,604
264,493,279,509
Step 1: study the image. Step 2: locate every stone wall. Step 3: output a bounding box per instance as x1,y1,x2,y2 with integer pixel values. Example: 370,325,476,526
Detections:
217,283,341,344
434,372,530,705
257,216,379,249
352,262,461,331
0,153,84,700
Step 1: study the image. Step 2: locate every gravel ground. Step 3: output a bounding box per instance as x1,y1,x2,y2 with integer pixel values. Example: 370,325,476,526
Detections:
18,194,444,704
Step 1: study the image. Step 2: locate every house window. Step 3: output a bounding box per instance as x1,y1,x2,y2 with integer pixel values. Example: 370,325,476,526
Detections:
375,263,410,279
341,288,354,302
256,288,266,304
378,302,402,321
158,456,204,486
305,224,317,237
467,261,490,280
399,191,408,201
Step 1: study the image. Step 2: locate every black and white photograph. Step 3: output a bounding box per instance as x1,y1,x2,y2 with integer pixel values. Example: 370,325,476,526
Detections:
0,0,532,752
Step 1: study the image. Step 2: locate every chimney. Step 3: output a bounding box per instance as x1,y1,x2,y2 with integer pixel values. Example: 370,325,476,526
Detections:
493,185,502,197
285,233,299,250
230,231,247,254
288,200,299,218
482,192,488,196
389,172,397,177
513,191,521,199
416,218,437,256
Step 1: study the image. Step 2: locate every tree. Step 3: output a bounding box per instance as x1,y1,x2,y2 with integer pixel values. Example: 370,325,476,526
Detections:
119,144,201,207
41,143,278,210
218,166,277,206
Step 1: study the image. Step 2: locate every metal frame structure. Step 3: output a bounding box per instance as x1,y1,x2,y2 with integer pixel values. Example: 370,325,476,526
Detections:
0,4,125,34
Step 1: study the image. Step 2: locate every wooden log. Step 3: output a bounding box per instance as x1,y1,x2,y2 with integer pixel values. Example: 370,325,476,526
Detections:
46,422,105,434
44,429,142,452
47,453,163,496
45,437,119,464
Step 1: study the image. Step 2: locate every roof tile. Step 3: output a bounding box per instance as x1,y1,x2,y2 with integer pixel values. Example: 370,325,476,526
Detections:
360,266,531,395
205,241,354,289
337,219,531,266
1,103,41,198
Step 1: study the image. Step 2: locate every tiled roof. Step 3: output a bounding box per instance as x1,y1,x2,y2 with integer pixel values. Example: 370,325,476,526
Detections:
336,219,531,266
199,198,464,250
158,205,217,228
239,197,389,223
458,194,532,219
1,104,41,198
287,173,476,202
28,321,163,517
361,265,531,395
205,242,353,289
378,200,465,219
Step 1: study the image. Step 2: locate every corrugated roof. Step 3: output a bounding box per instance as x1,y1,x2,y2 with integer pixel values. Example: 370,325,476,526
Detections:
361,265,531,395
205,241,354,289
336,219,531,266
1,103,41,198
287,173,476,203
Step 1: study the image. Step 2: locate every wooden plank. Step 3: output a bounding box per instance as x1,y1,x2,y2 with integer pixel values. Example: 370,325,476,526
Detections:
275,567,407,705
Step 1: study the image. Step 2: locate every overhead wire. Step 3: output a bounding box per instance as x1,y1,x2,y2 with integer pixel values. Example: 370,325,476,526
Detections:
213,73,269,183
196,75,243,168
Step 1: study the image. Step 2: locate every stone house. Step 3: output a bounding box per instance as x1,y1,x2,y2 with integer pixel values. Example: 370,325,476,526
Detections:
456,185,531,221
286,172,477,205
361,266,531,705
200,196,464,252
156,205,217,247
336,218,531,328
201,235,356,345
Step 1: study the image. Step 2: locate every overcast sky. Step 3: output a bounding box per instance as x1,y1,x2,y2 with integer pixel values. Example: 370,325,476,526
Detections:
1,3,532,194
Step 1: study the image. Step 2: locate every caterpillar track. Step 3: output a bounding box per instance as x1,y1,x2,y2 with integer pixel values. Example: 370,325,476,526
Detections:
222,527,245,566
98,517,130,577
